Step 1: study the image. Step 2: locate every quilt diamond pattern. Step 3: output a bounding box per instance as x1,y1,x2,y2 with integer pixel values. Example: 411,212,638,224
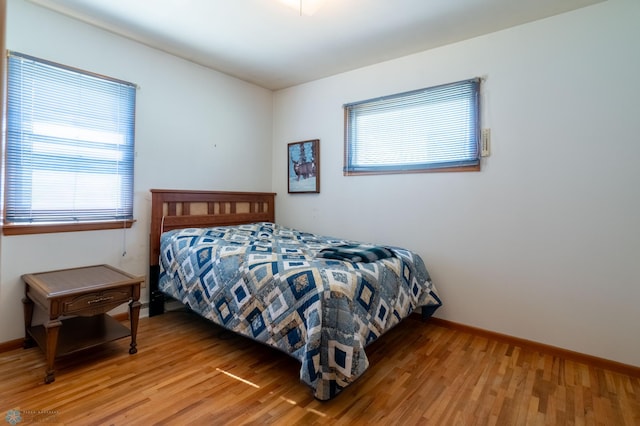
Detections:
159,222,441,400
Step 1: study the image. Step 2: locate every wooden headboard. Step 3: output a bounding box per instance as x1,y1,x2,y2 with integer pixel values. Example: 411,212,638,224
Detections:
148,189,276,316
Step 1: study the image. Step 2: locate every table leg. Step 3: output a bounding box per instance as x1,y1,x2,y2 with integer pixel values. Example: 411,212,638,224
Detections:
128,300,141,354
44,319,62,384
22,297,35,349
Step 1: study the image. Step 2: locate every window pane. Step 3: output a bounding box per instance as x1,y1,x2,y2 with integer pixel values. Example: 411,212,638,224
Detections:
5,52,136,225
345,79,480,174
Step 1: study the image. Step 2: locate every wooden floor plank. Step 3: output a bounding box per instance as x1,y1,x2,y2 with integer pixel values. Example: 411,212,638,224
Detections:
0,310,638,425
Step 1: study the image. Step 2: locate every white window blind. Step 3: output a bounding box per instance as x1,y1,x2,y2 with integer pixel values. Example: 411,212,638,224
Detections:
5,52,136,225
344,78,480,174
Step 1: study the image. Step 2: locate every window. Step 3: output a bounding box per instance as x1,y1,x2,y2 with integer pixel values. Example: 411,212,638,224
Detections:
344,78,480,175
4,52,136,235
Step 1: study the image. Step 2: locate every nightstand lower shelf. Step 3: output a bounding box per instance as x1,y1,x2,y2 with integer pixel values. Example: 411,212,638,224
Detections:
27,315,131,357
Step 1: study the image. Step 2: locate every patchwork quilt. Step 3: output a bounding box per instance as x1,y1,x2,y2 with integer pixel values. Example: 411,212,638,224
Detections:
159,222,441,400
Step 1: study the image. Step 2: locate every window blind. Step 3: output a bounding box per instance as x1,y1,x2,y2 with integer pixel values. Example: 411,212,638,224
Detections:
5,52,136,225
344,78,480,174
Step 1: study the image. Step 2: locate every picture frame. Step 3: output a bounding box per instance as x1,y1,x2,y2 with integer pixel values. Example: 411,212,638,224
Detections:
288,139,320,193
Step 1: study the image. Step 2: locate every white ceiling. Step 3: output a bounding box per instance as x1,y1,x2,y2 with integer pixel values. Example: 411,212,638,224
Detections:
27,0,604,90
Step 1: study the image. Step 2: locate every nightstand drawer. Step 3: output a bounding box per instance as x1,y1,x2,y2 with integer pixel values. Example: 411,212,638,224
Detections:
62,288,133,315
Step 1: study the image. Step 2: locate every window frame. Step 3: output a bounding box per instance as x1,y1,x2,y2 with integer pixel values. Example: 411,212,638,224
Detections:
343,78,481,176
3,51,137,236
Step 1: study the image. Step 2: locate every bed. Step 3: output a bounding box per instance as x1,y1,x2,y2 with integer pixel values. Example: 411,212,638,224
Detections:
149,189,442,400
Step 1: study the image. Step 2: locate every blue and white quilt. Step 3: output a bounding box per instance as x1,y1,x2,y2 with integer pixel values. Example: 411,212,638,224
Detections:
159,222,441,400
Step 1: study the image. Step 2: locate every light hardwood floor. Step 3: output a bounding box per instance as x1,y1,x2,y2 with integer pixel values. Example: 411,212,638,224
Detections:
1,310,638,425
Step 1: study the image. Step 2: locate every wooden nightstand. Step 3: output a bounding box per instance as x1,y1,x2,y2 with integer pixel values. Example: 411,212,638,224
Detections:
22,264,143,384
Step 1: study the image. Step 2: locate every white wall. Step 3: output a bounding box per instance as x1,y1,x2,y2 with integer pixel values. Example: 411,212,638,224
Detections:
272,0,640,367
0,0,273,342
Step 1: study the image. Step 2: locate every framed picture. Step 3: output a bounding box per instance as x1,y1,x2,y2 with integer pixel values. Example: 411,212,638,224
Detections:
288,139,320,193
